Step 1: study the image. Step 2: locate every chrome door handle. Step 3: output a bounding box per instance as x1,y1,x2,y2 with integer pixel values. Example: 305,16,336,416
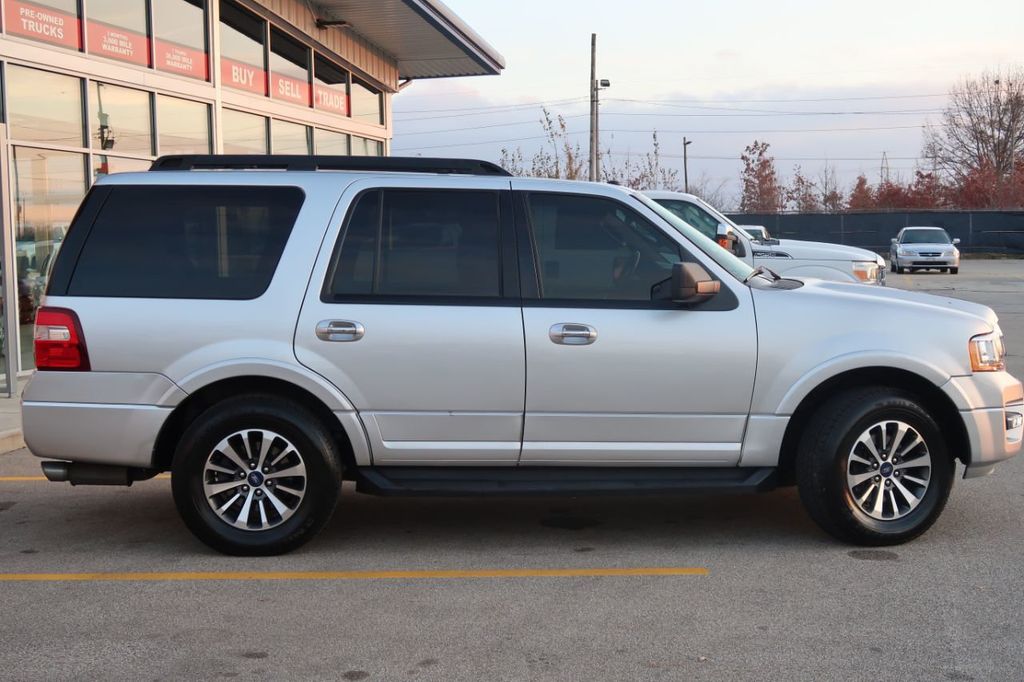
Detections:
316,320,365,342
549,323,597,346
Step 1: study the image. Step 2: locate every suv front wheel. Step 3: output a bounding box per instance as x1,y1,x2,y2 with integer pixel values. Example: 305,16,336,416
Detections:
171,395,344,555
796,387,953,545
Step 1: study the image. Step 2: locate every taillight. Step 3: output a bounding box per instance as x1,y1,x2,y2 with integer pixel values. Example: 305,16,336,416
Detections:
34,307,90,371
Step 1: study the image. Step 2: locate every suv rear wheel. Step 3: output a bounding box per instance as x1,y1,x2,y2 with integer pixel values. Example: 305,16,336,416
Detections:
171,395,343,555
796,387,953,545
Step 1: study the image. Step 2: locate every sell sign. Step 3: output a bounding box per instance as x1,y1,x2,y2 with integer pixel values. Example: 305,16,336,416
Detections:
4,0,81,49
271,73,311,107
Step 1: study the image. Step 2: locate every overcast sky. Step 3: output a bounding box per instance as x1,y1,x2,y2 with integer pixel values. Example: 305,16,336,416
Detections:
391,0,1023,207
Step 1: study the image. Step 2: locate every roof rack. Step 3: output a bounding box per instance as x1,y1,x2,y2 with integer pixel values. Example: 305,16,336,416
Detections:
149,155,511,176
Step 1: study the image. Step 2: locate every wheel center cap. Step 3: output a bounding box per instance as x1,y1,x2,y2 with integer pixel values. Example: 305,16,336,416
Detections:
880,462,894,477
247,471,265,487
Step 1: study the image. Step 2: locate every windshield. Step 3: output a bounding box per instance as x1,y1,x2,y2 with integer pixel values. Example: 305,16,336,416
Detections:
634,194,754,282
654,197,754,241
901,228,951,244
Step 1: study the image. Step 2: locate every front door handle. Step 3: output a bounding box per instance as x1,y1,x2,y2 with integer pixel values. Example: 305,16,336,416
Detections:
316,320,365,342
549,323,597,346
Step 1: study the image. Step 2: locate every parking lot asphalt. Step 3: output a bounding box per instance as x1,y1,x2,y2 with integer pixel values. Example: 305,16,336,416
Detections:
2,260,1023,681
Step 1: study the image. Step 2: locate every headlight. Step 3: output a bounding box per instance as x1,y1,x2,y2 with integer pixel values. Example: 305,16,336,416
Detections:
897,248,911,256
969,332,1006,372
852,260,880,283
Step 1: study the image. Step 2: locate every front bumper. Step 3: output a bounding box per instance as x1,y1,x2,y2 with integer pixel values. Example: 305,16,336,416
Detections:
895,254,960,268
942,372,1024,478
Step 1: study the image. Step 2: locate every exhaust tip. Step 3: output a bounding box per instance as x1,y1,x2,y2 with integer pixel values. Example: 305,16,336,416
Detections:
41,461,70,482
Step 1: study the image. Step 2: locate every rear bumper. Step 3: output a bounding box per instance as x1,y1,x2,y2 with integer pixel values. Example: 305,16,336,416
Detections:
22,402,171,468
942,372,1024,478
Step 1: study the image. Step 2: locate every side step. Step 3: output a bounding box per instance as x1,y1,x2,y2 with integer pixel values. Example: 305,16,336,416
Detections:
354,466,777,497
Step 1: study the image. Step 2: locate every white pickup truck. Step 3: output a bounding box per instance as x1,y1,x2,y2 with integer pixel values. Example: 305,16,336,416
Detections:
646,191,886,285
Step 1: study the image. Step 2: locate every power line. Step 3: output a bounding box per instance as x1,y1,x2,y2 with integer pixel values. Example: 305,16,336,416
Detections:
396,121,939,138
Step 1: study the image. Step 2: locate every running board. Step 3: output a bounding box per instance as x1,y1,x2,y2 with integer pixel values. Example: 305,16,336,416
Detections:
354,466,777,497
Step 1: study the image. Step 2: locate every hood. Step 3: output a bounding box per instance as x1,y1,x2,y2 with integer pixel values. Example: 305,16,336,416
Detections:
794,278,998,329
772,239,879,262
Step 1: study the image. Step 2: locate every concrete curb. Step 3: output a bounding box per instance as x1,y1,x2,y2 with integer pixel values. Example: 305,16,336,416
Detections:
0,428,25,454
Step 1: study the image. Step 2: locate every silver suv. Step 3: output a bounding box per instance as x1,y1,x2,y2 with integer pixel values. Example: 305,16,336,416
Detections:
24,156,1023,555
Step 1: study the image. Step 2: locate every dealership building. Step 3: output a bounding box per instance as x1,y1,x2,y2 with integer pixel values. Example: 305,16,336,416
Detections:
0,0,504,388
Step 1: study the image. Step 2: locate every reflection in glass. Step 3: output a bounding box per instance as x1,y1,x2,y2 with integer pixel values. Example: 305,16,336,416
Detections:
89,82,154,155
315,129,349,155
88,0,147,32
313,55,348,116
157,96,211,154
154,0,208,79
351,136,383,157
11,148,87,370
219,0,266,95
222,109,268,153
270,28,310,106
6,66,84,147
351,78,382,125
271,120,311,155
93,155,152,182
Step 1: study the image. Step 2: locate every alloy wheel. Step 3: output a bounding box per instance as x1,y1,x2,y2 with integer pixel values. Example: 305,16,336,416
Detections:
846,420,931,521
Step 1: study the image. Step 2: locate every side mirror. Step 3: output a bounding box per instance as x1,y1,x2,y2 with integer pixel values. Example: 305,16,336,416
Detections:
890,238,898,244
671,262,720,305
952,238,961,245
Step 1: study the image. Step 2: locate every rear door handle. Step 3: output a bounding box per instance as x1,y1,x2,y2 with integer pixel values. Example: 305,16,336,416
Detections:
549,323,597,346
316,320,365,342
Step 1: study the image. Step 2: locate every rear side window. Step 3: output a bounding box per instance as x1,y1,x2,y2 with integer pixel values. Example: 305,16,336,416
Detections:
66,186,304,299
326,189,502,299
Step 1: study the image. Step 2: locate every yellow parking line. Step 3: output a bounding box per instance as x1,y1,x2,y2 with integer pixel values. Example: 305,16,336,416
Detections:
0,567,707,582
0,474,171,482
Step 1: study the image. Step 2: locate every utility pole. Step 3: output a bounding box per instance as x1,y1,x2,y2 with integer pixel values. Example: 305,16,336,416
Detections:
589,33,598,182
683,137,692,193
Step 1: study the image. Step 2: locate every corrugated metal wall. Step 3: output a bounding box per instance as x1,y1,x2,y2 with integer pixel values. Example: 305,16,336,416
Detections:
727,211,1024,254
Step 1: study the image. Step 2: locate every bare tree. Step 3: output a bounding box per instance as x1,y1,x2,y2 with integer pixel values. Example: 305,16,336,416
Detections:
924,68,1024,181
817,163,845,212
601,132,682,191
687,172,733,209
786,165,822,212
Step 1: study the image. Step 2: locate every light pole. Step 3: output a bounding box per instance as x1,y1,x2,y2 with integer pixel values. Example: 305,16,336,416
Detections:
589,34,610,181
683,137,692,193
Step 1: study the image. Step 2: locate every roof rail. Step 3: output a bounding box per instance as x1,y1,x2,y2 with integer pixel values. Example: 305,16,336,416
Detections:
149,155,511,176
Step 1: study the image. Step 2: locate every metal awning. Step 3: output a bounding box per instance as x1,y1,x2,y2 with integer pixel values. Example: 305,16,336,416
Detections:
309,0,505,79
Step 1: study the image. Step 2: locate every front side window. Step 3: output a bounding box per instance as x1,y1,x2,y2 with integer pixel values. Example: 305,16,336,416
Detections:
89,82,153,155
86,0,150,66
527,193,682,302
3,0,82,50
219,0,267,95
327,190,502,299
153,0,208,80
901,229,951,244
67,186,305,299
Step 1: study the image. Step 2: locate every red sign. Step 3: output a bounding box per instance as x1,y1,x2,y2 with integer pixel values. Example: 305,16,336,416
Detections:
271,73,310,107
86,21,150,66
4,0,81,49
314,85,349,116
221,57,267,96
155,39,208,80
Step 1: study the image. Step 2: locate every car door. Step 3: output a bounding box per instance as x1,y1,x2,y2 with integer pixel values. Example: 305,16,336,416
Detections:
294,177,525,465
515,185,757,465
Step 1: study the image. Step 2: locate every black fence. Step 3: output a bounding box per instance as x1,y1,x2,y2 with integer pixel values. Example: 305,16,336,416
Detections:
725,211,1024,254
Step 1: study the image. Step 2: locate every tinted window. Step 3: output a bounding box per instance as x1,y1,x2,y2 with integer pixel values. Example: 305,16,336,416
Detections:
328,190,502,298
528,194,682,301
68,186,304,299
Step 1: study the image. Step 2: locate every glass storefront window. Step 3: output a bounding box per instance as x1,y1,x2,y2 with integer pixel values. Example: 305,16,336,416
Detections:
86,0,150,67
93,155,152,181
271,119,310,155
269,28,310,107
2,0,82,50
220,0,267,96
221,109,267,153
351,136,383,157
11,147,87,370
313,55,348,117
157,96,211,154
351,78,383,125
153,0,209,80
89,82,153,156
6,66,84,147
315,129,349,155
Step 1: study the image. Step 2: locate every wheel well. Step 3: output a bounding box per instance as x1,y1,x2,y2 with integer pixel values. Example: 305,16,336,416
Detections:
152,376,357,472
776,367,968,485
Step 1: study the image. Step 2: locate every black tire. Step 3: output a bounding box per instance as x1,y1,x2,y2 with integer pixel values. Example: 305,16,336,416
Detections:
796,387,953,546
171,394,344,556
889,260,896,273
896,265,904,274
950,267,959,275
